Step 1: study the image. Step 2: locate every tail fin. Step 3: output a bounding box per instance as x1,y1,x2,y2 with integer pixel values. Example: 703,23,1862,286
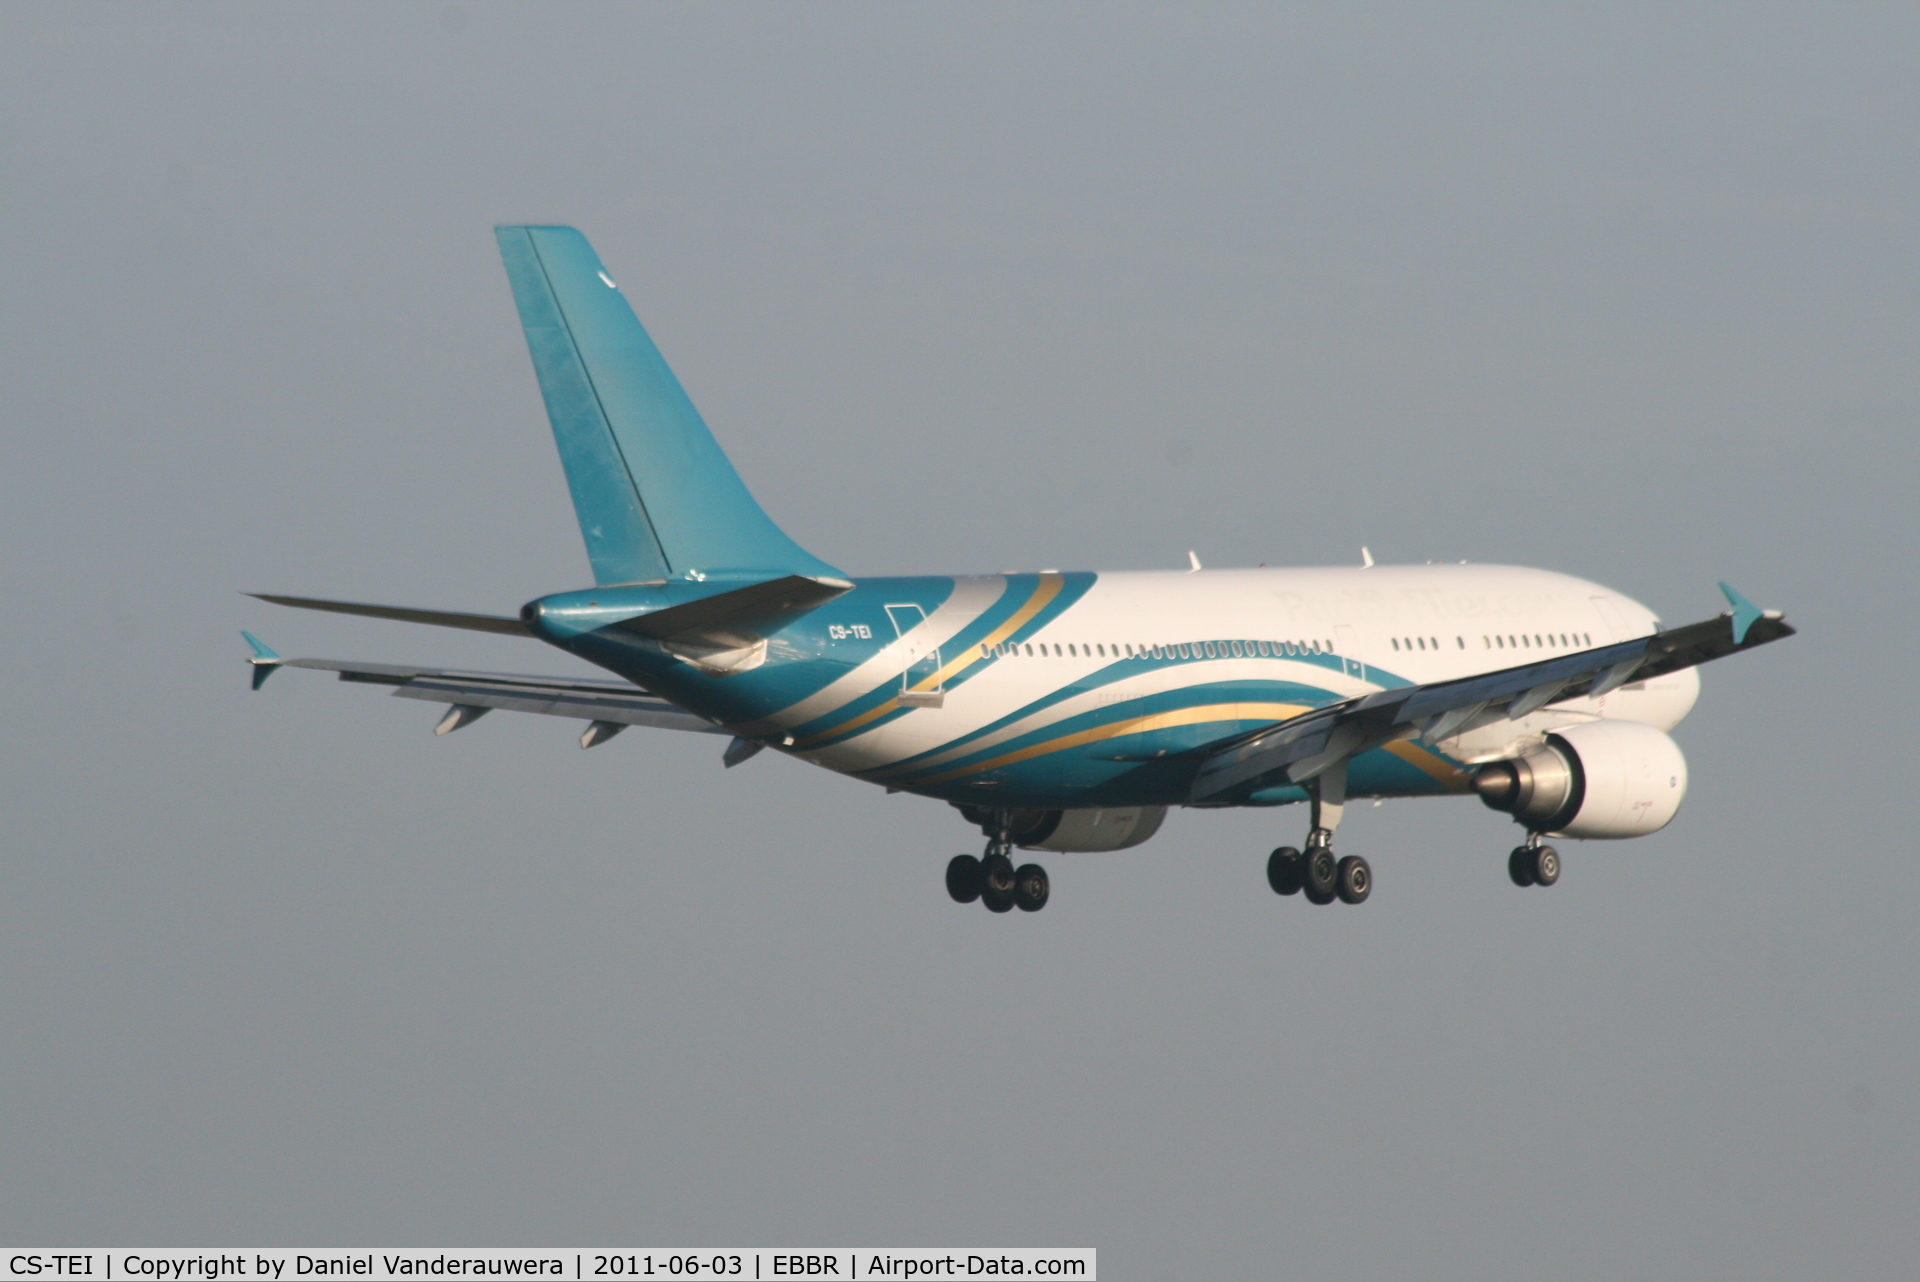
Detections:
494,226,842,585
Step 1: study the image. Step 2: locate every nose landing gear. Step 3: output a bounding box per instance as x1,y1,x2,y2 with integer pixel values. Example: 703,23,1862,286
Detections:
1507,834,1561,887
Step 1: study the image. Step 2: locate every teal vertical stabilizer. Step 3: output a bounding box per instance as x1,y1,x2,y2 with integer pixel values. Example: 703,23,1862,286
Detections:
495,225,842,585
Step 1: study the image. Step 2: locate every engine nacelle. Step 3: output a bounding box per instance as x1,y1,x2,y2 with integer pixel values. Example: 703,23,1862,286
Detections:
1470,720,1688,840
958,805,1167,852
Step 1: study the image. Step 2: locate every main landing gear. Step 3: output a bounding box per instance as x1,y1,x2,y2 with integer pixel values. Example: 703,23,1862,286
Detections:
947,811,1049,913
1507,834,1561,888
1267,842,1371,905
1265,760,1372,905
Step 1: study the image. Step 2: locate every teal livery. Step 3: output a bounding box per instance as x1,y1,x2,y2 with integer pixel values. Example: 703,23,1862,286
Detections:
244,227,1796,914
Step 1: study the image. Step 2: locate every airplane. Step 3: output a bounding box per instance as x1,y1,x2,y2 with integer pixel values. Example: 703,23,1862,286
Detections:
242,225,1795,913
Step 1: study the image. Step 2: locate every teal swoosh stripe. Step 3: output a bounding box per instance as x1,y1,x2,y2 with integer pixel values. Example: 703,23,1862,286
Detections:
869,675,1345,787
864,645,1373,778
791,572,1097,747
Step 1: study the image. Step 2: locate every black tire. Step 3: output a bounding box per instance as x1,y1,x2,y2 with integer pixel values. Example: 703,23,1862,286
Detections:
1336,855,1372,905
981,854,1016,912
1532,845,1560,887
982,853,1015,894
1508,846,1536,888
1014,863,1050,912
1266,846,1304,896
946,854,983,904
1302,845,1338,903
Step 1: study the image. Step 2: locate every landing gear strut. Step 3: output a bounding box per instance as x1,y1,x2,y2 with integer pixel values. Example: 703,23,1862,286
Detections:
947,809,1050,913
1267,761,1372,906
1507,833,1561,888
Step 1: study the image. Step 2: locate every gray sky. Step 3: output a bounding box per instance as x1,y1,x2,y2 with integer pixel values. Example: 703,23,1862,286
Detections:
3,3,1915,1275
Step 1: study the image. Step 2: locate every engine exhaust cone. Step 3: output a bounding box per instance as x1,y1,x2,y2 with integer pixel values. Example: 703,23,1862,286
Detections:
1471,762,1522,810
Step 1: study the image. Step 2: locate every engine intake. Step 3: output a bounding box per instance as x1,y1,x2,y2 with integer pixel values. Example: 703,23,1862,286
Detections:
1471,720,1688,840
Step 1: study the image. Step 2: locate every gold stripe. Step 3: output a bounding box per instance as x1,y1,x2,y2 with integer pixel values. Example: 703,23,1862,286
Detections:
1383,739,1470,789
795,573,1067,749
907,701,1313,787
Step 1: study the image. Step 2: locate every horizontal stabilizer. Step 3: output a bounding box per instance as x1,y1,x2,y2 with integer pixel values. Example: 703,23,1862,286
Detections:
614,574,853,649
248,594,531,636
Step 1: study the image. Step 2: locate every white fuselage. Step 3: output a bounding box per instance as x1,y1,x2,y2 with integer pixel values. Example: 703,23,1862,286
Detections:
786,564,1699,791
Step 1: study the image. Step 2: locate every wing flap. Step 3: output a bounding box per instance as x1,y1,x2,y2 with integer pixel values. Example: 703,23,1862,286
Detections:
610,573,854,648
390,676,718,732
269,657,724,734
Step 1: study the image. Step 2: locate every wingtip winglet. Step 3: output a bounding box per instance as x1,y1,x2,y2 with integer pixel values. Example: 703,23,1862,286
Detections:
241,630,283,690
1717,582,1765,645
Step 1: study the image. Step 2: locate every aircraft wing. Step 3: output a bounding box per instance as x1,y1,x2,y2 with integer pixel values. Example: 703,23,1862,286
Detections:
1187,584,1795,804
242,635,726,744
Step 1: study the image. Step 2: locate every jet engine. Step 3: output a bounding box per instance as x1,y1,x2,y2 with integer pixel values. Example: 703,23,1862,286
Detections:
958,805,1168,852
1470,719,1688,839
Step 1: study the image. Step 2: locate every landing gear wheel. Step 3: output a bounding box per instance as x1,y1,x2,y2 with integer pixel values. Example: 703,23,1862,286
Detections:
946,854,983,904
1531,845,1560,887
1266,846,1304,896
1336,855,1372,904
1302,845,1338,904
1013,863,1050,912
981,854,1016,912
1508,846,1536,888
